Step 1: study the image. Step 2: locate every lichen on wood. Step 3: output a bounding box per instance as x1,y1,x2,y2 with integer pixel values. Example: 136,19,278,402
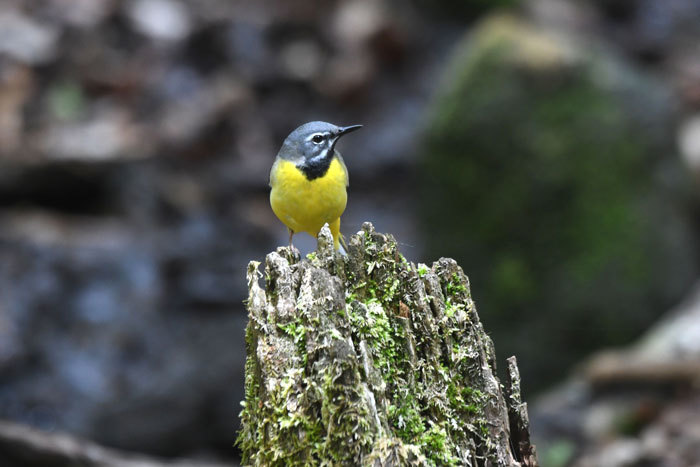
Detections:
237,222,537,466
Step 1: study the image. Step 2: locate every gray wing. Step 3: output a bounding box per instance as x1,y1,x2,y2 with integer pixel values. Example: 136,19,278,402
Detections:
336,152,349,187
269,158,280,187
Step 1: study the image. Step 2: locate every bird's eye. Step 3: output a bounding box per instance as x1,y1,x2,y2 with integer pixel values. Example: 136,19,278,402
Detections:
312,134,324,144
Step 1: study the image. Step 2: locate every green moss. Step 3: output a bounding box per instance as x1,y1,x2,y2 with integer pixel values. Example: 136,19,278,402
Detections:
237,323,274,464
239,226,518,465
349,299,405,387
421,424,460,466
417,264,429,277
388,395,425,441
447,382,483,416
383,277,401,303
277,321,307,357
446,273,468,295
347,235,495,463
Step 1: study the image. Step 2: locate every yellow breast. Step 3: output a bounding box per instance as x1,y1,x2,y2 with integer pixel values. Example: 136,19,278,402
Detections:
269,157,348,237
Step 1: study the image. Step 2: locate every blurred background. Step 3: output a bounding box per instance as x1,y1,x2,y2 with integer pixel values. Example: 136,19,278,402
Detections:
1,0,700,465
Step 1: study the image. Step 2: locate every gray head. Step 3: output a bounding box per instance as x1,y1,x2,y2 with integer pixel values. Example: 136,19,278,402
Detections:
278,121,362,175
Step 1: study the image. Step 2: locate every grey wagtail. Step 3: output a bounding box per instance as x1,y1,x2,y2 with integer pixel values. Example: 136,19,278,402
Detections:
269,121,362,250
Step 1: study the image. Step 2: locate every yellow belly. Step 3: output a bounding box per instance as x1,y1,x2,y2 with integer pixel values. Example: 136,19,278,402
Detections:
270,158,348,245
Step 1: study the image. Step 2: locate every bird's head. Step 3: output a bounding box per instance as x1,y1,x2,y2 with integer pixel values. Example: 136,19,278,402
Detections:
278,121,362,166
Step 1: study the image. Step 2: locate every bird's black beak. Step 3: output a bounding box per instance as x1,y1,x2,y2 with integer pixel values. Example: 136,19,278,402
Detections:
331,125,362,151
336,125,363,137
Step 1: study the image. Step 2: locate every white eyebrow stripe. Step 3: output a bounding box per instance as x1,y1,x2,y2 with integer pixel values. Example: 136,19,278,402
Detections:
306,132,331,142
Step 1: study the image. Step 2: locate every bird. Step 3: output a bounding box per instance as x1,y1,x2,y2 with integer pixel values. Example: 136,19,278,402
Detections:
269,121,362,250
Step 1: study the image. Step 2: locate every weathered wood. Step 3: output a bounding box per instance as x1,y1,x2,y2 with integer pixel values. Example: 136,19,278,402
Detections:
238,222,538,466
505,356,538,466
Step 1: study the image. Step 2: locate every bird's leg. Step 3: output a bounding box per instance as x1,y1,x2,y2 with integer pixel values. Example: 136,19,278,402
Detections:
288,228,295,249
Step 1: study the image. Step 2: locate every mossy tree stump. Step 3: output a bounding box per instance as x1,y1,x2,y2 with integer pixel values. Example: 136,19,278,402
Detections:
238,223,537,466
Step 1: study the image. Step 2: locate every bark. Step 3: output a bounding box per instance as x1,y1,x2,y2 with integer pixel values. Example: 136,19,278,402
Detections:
238,222,538,466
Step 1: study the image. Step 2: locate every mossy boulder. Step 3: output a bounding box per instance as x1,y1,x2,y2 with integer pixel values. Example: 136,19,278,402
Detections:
420,14,697,391
238,224,537,466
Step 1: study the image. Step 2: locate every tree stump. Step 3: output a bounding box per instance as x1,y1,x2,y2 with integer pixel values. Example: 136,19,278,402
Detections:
237,223,537,466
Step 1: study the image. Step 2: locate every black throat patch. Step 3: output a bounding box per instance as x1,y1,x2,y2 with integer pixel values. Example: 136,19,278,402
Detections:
298,151,334,181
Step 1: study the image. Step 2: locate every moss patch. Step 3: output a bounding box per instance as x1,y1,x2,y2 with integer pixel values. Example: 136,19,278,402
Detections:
238,224,521,465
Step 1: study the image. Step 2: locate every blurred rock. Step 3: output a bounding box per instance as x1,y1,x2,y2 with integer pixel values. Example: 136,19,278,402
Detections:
39,0,117,29
333,0,388,49
316,51,375,100
316,0,408,99
419,13,698,392
525,0,600,36
0,209,254,458
127,0,192,42
679,114,700,176
580,0,700,113
672,46,700,107
0,9,59,65
532,280,700,466
0,63,33,154
38,107,147,161
225,21,273,83
157,72,250,147
576,439,644,467
589,0,700,59
279,39,323,81
586,282,700,384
